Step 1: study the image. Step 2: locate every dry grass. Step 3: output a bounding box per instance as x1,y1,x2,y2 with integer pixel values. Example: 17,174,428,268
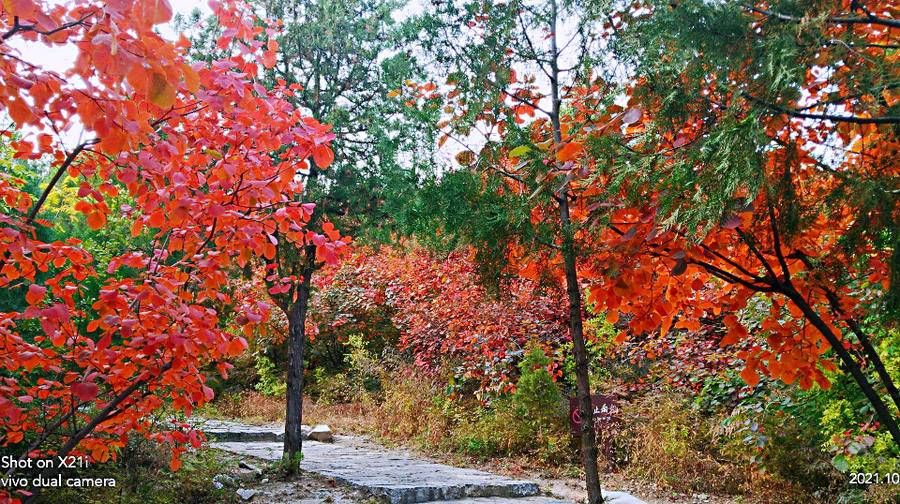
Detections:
620,393,816,503
204,391,285,424
205,390,381,434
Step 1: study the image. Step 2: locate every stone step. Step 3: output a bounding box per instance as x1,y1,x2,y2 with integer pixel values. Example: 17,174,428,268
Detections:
196,419,286,442
432,498,569,503
213,440,542,504
432,492,645,504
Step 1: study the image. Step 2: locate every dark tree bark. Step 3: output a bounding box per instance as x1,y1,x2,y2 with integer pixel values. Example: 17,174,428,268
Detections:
783,286,900,447
282,244,316,470
547,1,603,502
559,195,605,504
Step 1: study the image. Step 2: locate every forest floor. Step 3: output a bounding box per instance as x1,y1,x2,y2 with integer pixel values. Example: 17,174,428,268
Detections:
211,449,374,504
199,416,740,504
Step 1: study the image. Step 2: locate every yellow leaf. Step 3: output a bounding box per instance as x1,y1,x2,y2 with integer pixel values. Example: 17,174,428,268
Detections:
149,72,176,109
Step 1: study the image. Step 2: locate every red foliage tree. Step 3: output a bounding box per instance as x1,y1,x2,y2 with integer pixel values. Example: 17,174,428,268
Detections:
0,1,337,500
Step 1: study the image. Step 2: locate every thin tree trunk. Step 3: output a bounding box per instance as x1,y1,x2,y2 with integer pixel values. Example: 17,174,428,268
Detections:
559,196,605,504
784,287,900,446
22,362,171,503
823,289,900,415
283,245,316,471
547,0,603,501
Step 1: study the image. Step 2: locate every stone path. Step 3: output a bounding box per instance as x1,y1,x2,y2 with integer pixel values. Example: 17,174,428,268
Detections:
202,419,645,504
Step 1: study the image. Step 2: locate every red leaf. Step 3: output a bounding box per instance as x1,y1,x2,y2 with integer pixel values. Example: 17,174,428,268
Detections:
25,284,46,305
312,145,334,168
71,382,99,402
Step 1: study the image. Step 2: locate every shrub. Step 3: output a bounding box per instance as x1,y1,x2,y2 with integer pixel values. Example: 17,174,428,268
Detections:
451,346,569,463
311,334,385,404
314,370,357,405
254,353,287,398
43,438,236,504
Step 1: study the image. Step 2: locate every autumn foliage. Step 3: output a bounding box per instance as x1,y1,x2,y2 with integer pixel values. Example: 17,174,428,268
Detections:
0,0,338,498
311,247,569,395
409,0,898,445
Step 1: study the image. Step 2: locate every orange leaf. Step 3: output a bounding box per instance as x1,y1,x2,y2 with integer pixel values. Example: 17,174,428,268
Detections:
182,64,200,94
556,142,583,163
86,211,107,230
99,128,127,154
261,51,277,69
8,98,33,126
133,0,172,28
25,284,46,305
226,337,247,356
169,454,182,471
312,145,334,168
739,366,760,388
6,430,24,444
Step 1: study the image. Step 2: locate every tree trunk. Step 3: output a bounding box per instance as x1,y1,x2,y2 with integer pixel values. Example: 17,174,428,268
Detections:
559,195,605,504
784,287,900,447
22,362,171,503
830,299,900,416
283,245,316,471
546,0,603,501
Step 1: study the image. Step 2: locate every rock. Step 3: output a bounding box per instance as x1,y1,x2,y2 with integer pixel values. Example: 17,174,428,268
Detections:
236,488,257,501
307,424,333,442
212,473,234,489
301,425,312,439
238,460,263,478
213,439,542,503
239,460,261,472
602,490,647,504
260,478,269,484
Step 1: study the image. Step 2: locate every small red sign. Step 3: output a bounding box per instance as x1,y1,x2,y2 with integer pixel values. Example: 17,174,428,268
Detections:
568,394,620,435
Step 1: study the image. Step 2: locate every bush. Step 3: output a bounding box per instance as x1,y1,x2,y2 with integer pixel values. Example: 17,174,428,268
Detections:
254,353,287,398
311,334,388,404
42,438,236,504
451,346,569,463
314,370,357,405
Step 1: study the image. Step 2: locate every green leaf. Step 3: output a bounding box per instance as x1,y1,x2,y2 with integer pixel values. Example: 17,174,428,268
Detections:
508,145,531,158
831,454,849,472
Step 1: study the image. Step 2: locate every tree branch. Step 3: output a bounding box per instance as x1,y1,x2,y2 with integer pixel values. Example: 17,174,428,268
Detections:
743,4,900,29
744,93,900,125
26,139,99,223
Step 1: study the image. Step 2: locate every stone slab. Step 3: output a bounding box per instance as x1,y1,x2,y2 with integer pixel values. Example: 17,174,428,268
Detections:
194,419,287,442
435,498,569,504
213,441,541,504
